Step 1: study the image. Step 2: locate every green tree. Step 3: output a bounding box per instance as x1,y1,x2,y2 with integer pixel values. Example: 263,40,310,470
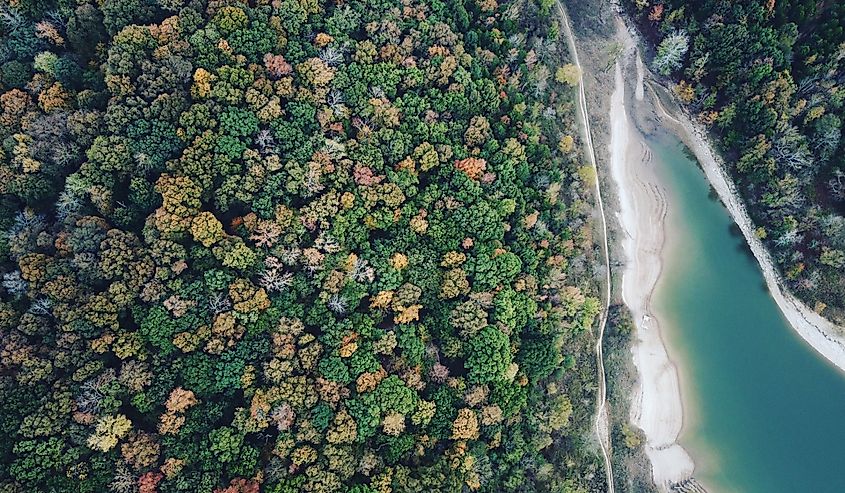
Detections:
466,327,512,384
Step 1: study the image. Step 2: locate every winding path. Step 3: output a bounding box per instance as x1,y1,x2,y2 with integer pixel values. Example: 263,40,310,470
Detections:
556,3,615,492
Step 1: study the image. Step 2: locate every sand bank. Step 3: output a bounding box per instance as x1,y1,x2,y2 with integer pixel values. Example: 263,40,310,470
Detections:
609,56,695,490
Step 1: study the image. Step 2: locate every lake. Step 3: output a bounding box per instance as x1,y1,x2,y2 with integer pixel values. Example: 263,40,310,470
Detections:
650,130,845,493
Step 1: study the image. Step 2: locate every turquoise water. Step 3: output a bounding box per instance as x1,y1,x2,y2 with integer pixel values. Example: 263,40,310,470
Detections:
650,131,845,493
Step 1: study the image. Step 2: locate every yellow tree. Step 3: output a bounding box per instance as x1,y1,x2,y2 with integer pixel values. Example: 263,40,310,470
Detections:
88,414,132,452
191,211,226,247
555,64,581,86
152,174,202,240
451,408,480,441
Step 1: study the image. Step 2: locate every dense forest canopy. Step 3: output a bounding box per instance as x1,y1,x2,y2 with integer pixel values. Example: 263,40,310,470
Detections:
0,0,605,491
630,0,845,320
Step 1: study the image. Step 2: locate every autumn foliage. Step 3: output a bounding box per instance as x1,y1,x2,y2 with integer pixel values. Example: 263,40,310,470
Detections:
0,0,603,491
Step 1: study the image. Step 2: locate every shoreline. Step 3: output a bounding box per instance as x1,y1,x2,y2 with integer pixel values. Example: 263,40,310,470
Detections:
610,3,845,491
645,79,845,376
613,0,845,377
608,38,695,489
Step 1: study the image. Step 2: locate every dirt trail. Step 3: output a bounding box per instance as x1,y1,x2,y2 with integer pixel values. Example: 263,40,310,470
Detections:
556,3,615,492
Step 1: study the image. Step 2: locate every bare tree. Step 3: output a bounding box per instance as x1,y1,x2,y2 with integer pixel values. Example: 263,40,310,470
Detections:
813,114,841,162
348,257,374,283
0,4,25,35
108,465,136,493
770,124,814,175
208,293,232,314
829,169,845,202
319,46,344,66
774,228,802,248
29,298,53,317
653,31,689,76
2,271,27,297
327,91,348,118
255,129,276,155
796,74,820,97
820,213,845,247
327,294,348,315
258,269,294,293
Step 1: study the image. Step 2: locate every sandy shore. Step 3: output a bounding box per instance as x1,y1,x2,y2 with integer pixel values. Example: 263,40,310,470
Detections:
646,80,845,374
609,46,695,489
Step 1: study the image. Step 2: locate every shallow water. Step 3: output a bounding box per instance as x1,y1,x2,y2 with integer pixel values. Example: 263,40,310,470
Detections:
649,130,845,493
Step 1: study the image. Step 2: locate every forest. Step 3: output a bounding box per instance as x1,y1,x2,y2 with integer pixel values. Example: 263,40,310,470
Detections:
629,0,845,321
0,0,607,492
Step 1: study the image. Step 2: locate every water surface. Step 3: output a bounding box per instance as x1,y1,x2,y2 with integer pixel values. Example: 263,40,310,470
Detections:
650,131,845,493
